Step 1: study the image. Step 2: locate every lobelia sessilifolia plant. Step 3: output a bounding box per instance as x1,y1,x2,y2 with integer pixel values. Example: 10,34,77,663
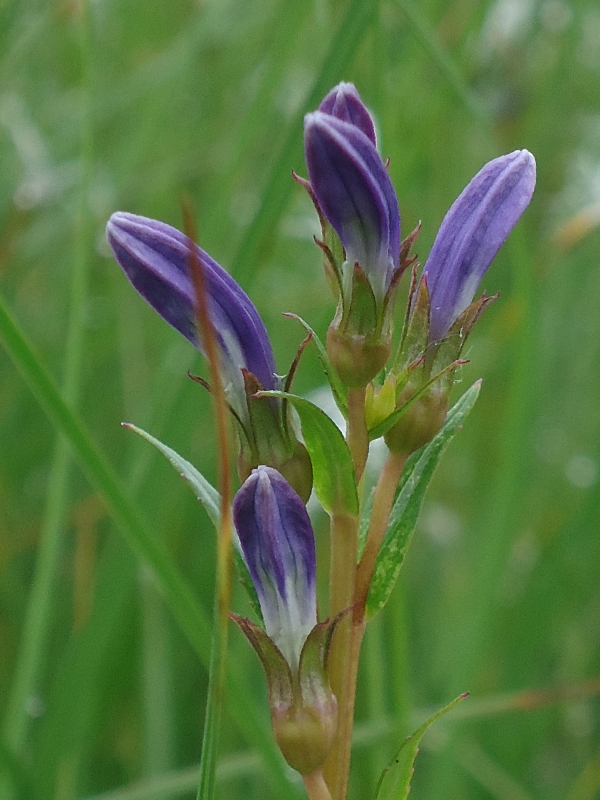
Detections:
106,82,536,800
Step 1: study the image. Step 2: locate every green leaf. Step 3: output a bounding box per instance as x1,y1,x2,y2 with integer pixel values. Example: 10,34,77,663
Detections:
366,381,481,617
259,391,359,517
124,423,262,621
375,693,468,800
284,313,348,417
123,423,221,527
358,486,375,561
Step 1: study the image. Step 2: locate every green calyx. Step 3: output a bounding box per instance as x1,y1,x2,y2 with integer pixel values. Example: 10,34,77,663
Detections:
326,263,403,388
382,279,496,456
384,383,449,456
230,615,340,776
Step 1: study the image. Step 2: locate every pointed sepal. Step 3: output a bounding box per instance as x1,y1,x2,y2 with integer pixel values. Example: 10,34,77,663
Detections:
230,613,294,711
231,615,341,776
431,292,498,389
395,275,431,370
326,265,392,388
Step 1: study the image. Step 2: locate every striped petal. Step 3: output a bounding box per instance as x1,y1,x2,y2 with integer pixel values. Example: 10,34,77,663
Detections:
425,150,536,342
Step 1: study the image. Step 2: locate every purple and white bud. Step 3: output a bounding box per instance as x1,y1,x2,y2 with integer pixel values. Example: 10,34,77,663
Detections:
304,111,400,301
106,212,277,419
425,150,536,342
233,466,317,672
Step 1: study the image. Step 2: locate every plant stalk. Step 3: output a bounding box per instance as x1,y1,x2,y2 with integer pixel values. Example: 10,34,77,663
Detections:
355,450,406,610
323,619,366,800
324,511,359,799
346,387,369,481
303,769,333,800
324,450,406,799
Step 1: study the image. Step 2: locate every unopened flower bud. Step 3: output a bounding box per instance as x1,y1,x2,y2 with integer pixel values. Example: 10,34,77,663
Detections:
303,87,405,387
424,150,536,343
232,475,340,775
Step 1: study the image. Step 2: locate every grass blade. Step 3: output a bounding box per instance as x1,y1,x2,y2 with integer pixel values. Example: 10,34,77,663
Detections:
0,294,301,798
231,0,378,284
1,3,93,788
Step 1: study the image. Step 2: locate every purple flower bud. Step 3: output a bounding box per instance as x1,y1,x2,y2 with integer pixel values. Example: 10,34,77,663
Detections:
233,466,317,671
425,150,536,342
106,212,277,416
304,111,400,300
318,82,377,146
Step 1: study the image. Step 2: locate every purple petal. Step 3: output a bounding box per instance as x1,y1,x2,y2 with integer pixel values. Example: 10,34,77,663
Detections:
233,466,317,670
318,82,377,146
106,213,277,398
425,150,536,342
304,111,400,298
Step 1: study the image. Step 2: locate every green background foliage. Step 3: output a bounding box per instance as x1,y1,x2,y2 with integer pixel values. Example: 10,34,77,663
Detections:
1,0,599,798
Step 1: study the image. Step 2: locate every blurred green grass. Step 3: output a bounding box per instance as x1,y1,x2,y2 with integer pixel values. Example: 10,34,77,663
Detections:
1,0,600,798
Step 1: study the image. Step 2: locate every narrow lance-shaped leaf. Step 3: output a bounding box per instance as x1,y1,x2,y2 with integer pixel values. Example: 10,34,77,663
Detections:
284,313,348,417
124,422,261,619
375,694,469,800
366,381,481,617
123,423,221,526
258,391,359,518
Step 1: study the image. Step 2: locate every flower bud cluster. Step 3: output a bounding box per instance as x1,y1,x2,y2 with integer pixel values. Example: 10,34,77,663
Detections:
106,81,536,782
302,83,535,456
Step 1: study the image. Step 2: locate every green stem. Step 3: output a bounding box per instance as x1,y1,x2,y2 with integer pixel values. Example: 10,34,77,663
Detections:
328,513,359,620
324,513,359,799
321,384,367,797
324,620,366,800
346,387,368,482
355,451,406,612
303,769,333,800
324,451,406,799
